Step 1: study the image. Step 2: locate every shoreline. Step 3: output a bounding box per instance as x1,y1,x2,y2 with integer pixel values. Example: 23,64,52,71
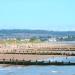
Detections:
0,53,74,66
0,42,75,65
0,54,64,61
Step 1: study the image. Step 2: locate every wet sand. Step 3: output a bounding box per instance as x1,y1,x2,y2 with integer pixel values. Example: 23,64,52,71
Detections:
0,54,63,61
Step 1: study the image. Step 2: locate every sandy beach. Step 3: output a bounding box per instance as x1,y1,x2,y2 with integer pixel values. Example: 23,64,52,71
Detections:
0,42,75,53
0,54,65,61
0,42,74,62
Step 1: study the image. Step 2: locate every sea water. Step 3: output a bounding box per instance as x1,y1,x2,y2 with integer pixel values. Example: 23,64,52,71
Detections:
0,65,75,75
0,56,75,75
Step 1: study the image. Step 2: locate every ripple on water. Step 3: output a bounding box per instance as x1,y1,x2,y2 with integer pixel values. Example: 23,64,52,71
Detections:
0,65,75,75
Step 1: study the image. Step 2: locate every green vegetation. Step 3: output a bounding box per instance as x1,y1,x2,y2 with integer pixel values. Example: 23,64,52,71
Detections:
0,38,42,45
29,37,42,43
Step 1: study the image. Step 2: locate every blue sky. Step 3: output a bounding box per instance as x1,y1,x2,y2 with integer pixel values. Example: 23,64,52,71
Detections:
0,0,75,31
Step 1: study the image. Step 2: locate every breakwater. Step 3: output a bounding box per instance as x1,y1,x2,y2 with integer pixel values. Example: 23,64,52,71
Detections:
0,54,75,65
1,51,75,56
0,59,75,65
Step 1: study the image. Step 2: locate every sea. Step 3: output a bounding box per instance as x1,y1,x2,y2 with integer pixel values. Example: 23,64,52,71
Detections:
0,56,75,75
0,65,75,75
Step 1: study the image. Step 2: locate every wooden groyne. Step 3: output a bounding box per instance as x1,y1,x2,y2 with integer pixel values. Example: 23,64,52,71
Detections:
0,59,75,65
0,54,74,65
1,51,75,56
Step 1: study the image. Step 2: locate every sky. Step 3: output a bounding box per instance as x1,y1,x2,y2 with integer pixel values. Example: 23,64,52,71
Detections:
0,0,75,31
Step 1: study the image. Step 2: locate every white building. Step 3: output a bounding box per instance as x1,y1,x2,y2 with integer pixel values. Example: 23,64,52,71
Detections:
48,38,57,42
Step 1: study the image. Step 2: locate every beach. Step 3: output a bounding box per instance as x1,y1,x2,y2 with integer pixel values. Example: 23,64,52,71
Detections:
0,42,74,65
0,42,75,53
0,54,64,61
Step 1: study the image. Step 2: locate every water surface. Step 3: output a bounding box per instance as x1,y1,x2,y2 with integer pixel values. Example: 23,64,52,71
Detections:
0,65,75,75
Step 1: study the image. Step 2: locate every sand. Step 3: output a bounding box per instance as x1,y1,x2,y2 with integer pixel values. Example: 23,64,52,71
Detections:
0,54,65,61
0,42,74,62
0,42,75,53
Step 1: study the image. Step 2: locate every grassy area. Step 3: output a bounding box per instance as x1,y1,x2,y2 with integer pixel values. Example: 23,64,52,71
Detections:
0,39,43,45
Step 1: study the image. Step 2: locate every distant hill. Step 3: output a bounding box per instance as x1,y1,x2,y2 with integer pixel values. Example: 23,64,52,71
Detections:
0,29,75,39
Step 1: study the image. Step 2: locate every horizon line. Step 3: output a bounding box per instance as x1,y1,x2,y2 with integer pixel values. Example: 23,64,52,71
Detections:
0,29,75,32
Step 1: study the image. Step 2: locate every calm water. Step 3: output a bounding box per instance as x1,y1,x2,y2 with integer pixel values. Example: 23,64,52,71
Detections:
0,56,75,75
0,65,75,75
46,56,75,63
